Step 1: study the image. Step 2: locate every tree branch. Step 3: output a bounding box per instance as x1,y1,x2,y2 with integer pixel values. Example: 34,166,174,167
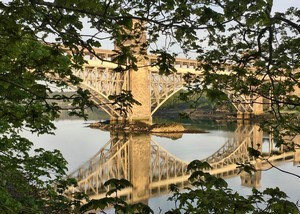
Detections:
274,13,300,34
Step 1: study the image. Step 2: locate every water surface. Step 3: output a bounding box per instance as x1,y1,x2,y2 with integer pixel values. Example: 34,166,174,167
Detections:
25,119,300,212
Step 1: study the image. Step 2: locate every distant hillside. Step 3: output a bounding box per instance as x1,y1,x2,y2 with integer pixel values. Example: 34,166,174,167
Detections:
155,90,236,120
49,92,110,120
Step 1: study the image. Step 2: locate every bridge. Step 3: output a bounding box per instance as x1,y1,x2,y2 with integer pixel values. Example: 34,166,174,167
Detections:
74,49,265,122
71,22,267,123
66,125,300,203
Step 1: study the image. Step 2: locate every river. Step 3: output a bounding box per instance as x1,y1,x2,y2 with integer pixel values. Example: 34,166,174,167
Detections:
23,119,300,213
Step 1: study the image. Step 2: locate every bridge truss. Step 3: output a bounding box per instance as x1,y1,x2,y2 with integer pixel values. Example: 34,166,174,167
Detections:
72,49,259,119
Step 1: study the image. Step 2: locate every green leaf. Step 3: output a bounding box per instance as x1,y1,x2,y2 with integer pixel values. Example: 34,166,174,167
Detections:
247,147,261,158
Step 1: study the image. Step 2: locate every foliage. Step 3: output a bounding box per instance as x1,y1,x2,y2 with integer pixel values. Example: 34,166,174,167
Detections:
177,1,300,143
160,89,214,110
167,161,299,214
0,0,94,212
159,89,235,119
80,178,153,214
108,90,141,117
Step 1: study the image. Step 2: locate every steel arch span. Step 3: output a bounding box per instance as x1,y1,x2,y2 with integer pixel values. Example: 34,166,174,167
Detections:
72,49,262,122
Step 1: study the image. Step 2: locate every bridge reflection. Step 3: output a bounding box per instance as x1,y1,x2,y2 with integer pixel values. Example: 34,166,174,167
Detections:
66,124,300,203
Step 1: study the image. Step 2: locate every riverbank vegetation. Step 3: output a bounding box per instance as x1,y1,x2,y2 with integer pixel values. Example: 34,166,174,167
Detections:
1,0,300,213
156,89,237,120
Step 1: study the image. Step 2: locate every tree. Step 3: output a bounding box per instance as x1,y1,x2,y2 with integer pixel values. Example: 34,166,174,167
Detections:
1,0,299,213
0,1,95,212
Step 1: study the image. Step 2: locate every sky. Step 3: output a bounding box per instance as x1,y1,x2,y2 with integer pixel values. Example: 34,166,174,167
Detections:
273,0,300,12
173,0,300,58
2,0,299,52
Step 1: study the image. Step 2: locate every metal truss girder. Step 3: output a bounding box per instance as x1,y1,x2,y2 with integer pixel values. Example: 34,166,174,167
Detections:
73,67,129,117
202,125,255,168
149,140,189,183
227,91,254,112
67,136,130,196
150,72,185,115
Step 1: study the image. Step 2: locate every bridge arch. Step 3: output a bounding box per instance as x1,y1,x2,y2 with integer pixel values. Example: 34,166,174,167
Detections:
76,82,120,118
151,87,183,115
73,66,130,119
71,49,264,122
150,72,185,115
150,75,259,117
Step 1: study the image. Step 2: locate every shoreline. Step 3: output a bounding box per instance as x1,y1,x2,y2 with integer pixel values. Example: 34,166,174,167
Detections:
89,121,208,134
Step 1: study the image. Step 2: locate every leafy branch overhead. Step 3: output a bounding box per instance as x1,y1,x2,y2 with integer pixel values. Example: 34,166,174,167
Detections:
108,90,141,117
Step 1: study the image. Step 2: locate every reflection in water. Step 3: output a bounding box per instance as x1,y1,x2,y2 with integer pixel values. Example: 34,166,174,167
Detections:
67,124,300,205
67,132,188,203
151,132,183,140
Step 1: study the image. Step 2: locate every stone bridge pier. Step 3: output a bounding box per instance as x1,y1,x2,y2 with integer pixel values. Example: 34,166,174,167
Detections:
128,62,152,123
129,133,151,202
118,20,152,123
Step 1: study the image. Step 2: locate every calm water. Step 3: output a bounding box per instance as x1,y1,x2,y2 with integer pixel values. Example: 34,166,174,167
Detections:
24,119,300,212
